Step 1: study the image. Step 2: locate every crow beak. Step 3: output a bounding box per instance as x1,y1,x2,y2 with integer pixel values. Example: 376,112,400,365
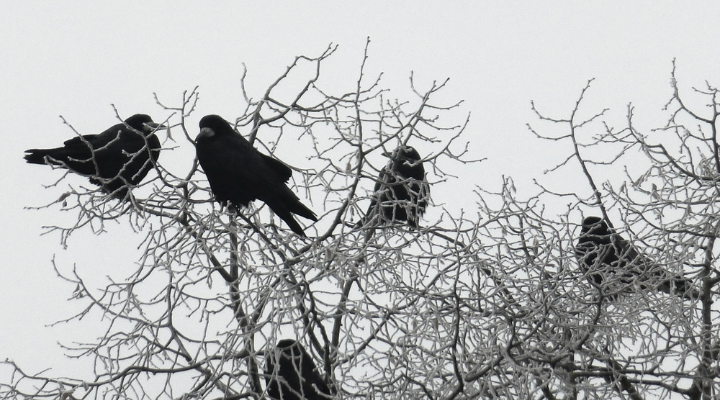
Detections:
144,122,167,131
382,151,393,158
197,127,215,139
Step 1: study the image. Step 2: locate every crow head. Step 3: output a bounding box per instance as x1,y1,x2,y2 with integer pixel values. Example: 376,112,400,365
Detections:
384,146,424,180
581,216,610,236
124,114,165,136
197,114,236,142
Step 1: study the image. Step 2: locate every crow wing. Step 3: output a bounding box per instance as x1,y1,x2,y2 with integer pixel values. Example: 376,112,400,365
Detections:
197,130,293,206
576,221,699,300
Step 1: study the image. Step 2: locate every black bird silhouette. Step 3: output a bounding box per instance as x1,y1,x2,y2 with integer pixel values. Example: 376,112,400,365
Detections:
265,339,331,400
24,114,163,198
358,146,429,228
575,216,699,300
195,115,317,237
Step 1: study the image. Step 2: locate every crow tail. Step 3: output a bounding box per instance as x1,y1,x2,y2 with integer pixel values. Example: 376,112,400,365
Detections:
658,277,700,301
24,149,57,165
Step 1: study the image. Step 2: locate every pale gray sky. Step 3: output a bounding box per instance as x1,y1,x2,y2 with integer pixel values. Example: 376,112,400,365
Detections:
2,0,720,378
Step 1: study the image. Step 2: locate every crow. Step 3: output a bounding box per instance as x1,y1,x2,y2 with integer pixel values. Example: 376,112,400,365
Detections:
575,216,699,300
357,146,429,229
24,114,164,198
195,115,317,237
265,339,331,400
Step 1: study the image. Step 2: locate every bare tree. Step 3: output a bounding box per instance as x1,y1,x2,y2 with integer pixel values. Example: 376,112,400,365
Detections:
519,62,718,399
3,42,719,400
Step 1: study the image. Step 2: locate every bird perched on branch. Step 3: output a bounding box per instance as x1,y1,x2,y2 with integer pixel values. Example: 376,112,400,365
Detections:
357,145,429,229
24,114,164,198
195,114,317,237
265,339,331,400
575,216,699,300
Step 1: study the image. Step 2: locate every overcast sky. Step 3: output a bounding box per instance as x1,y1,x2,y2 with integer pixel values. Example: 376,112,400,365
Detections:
2,1,720,379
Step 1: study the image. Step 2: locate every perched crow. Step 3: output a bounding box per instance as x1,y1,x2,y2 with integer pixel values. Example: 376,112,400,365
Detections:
265,339,331,400
575,216,699,300
195,115,317,237
358,146,429,228
24,114,164,198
